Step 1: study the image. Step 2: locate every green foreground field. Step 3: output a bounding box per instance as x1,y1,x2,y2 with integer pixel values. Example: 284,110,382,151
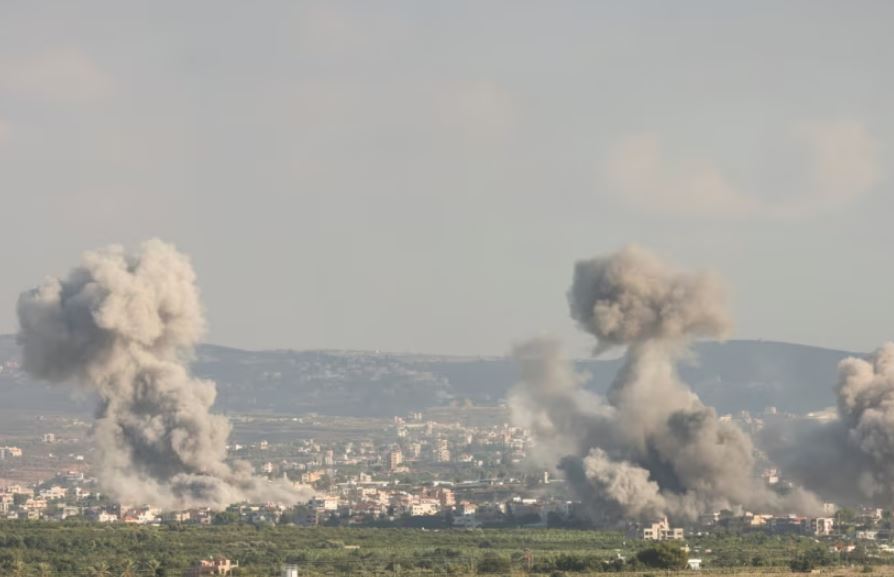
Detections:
0,523,883,577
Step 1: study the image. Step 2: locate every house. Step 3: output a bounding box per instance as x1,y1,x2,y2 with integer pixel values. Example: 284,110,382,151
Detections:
0,447,23,459
39,486,67,500
88,509,119,523
687,559,702,570
310,496,338,511
61,506,82,519
643,517,684,540
184,558,238,577
768,516,806,534
409,500,440,516
806,517,835,536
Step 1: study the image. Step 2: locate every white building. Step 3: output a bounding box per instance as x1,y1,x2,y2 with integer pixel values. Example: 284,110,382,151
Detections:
0,447,23,459
39,486,67,500
311,496,339,511
96,511,119,523
409,500,440,516
806,517,834,536
643,517,684,540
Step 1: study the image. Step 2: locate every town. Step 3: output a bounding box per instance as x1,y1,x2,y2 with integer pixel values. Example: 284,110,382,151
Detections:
1,408,889,550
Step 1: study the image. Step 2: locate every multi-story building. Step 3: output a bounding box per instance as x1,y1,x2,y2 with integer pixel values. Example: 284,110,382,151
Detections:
388,449,403,471
434,439,451,463
310,496,339,512
643,517,684,540
409,500,440,516
806,517,835,536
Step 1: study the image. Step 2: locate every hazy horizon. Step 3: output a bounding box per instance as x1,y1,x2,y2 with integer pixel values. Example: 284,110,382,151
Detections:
2,1,893,356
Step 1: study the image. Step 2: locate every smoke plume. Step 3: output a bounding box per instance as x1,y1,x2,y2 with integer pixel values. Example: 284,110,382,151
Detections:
511,245,819,521
17,240,312,510
765,342,894,506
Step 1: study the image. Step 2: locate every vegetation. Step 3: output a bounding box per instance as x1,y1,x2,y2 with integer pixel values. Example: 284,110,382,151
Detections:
635,542,688,570
0,522,889,576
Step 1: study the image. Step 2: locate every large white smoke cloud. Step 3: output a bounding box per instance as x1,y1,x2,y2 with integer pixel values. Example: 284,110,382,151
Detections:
511,245,819,521
765,342,894,506
17,239,312,510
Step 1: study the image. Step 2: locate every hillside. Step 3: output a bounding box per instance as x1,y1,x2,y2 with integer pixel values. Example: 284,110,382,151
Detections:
0,335,856,417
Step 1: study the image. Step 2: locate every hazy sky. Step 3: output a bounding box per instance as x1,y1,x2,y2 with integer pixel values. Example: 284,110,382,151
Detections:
1,2,892,356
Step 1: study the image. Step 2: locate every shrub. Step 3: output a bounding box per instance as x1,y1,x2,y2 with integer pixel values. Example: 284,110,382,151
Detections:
477,552,511,574
635,542,688,570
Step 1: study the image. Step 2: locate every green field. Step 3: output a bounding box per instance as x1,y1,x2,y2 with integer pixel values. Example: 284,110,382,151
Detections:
0,523,881,577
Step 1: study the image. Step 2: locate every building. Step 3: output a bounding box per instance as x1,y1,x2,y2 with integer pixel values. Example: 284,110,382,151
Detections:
768,516,806,534
39,486,67,500
434,487,455,507
388,449,403,471
434,439,451,463
61,506,81,519
281,565,299,577
310,496,338,511
184,558,238,577
456,501,477,516
301,470,324,484
643,517,684,540
0,447,22,460
806,517,834,536
409,500,440,516
94,511,119,523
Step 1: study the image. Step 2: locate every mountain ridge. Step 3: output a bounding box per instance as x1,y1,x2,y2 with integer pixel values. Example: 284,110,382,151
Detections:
0,335,860,417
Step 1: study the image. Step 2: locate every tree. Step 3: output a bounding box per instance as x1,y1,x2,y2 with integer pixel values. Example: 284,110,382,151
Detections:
11,558,28,577
142,559,162,577
90,561,112,577
477,552,511,574
635,542,688,570
835,508,857,525
790,547,833,573
119,560,137,577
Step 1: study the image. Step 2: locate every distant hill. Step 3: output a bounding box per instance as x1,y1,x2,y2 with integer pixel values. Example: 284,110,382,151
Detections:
0,335,856,417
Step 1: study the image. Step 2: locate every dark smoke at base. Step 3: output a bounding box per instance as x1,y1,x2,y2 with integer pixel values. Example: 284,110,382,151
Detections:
763,342,894,506
17,240,313,510
511,246,820,521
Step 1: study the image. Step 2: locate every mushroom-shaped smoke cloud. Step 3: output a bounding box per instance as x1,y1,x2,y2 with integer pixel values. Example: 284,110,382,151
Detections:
511,245,819,522
17,240,313,510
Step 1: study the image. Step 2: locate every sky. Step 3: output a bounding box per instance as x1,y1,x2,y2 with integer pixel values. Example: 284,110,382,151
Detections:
0,1,892,356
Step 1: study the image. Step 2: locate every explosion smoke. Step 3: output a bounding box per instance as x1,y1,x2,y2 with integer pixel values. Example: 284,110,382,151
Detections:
511,245,819,521
17,240,312,510
765,342,894,506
